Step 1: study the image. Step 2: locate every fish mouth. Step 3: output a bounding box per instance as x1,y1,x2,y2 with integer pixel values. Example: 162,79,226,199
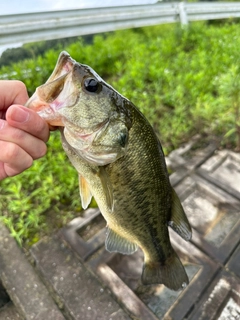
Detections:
26,51,78,126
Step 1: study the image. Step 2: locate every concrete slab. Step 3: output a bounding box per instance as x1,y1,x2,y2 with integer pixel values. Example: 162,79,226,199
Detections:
30,235,130,320
0,279,10,308
198,150,240,200
201,150,240,192
175,174,240,264
60,207,218,320
226,243,240,279
0,223,65,320
166,134,219,172
189,270,240,320
0,302,21,320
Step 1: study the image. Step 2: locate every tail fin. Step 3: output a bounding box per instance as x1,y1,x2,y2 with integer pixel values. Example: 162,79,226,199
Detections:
141,250,189,291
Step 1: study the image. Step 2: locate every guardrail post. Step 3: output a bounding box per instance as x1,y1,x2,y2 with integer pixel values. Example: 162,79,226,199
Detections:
178,2,188,26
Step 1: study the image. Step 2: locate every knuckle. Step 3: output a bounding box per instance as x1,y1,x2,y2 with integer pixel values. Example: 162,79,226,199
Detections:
29,114,49,142
5,142,21,159
10,127,25,141
34,120,46,134
0,141,33,176
24,157,33,170
34,142,47,159
41,143,47,156
13,80,27,93
5,156,33,178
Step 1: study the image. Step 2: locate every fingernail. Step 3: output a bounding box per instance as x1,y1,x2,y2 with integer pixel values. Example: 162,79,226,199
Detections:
11,106,30,123
0,119,5,130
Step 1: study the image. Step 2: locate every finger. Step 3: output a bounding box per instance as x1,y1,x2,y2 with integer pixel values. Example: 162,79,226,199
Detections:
0,140,33,180
0,80,29,109
6,105,50,142
0,119,47,160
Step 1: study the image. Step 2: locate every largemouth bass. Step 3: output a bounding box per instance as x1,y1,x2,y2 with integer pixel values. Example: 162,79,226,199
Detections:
26,51,192,290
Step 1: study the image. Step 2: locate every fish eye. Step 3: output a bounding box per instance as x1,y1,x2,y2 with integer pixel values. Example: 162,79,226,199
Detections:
84,78,100,93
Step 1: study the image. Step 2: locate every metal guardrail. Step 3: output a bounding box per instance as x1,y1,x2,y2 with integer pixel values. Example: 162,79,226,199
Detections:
1,2,240,46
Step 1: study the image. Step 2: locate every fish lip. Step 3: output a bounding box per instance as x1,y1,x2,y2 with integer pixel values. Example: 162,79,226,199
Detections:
26,53,78,126
46,51,76,83
26,51,76,109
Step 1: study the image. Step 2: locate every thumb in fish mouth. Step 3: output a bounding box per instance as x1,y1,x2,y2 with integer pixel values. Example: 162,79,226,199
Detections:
47,123,59,131
25,84,65,129
26,97,62,131
25,77,73,129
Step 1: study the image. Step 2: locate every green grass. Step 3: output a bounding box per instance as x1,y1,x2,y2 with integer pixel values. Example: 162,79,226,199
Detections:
0,132,80,245
1,20,240,246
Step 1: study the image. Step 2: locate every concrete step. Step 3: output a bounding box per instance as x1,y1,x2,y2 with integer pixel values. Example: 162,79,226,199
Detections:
0,302,22,319
30,234,130,320
0,223,65,320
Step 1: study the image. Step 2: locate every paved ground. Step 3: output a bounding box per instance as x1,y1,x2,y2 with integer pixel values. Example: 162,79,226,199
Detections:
0,135,240,320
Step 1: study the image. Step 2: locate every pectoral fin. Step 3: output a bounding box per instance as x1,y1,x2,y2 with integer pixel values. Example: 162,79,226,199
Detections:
79,175,92,210
98,166,114,212
168,188,192,241
106,228,138,255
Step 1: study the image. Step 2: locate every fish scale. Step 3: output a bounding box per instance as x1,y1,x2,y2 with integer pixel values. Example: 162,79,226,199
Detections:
26,51,192,291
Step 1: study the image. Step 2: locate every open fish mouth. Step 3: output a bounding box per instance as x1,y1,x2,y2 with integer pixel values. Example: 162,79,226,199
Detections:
26,52,78,126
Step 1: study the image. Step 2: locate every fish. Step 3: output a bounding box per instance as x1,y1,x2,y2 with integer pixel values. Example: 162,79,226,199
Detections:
26,51,192,291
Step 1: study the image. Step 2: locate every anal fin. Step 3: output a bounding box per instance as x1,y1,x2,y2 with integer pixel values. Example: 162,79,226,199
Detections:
168,188,192,241
79,175,92,210
106,228,138,255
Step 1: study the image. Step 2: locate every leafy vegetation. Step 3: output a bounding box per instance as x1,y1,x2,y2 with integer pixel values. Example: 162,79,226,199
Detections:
1,20,240,246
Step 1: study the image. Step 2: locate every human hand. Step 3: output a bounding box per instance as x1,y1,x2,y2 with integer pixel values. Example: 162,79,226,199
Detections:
0,80,50,180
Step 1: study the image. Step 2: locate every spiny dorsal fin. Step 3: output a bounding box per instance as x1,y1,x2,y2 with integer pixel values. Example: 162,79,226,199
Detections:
79,175,92,210
168,188,192,241
106,228,138,255
98,166,114,212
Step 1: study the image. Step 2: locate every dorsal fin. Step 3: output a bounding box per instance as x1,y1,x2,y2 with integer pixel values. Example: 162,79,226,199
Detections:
79,175,92,210
168,188,192,241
